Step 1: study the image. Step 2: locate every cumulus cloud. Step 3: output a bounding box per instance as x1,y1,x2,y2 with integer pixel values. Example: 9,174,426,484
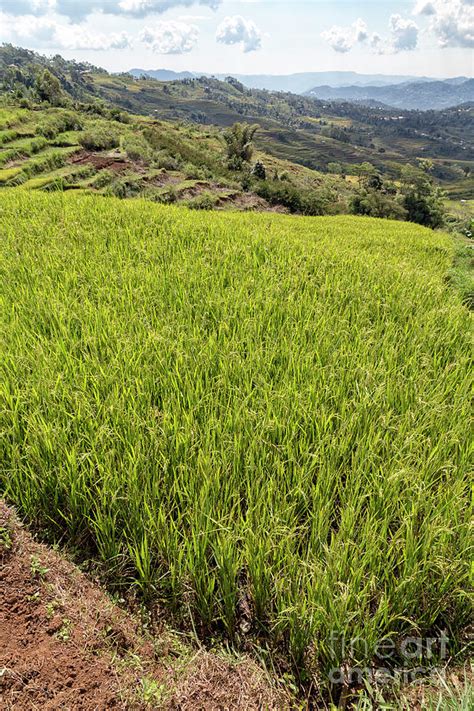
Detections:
2,0,221,20
118,0,220,18
140,20,198,53
322,15,418,54
369,32,384,53
388,13,419,51
320,18,368,53
414,0,474,48
0,12,132,50
353,18,369,43
216,15,262,52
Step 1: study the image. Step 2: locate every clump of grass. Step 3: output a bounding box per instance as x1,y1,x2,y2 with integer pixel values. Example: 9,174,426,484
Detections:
185,191,220,210
0,191,471,695
79,125,119,151
0,167,22,184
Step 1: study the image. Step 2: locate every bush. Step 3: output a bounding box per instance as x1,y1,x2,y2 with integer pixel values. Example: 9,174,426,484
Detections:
91,170,114,189
251,160,266,180
153,152,181,171
401,166,445,229
350,191,407,220
255,180,328,215
79,127,119,152
123,135,152,163
105,176,144,199
403,190,444,228
36,112,83,139
186,192,219,210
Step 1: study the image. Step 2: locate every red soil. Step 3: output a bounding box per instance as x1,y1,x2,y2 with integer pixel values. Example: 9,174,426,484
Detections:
0,501,285,710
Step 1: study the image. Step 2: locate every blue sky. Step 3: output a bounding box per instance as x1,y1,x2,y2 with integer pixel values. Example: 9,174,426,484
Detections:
0,1,472,77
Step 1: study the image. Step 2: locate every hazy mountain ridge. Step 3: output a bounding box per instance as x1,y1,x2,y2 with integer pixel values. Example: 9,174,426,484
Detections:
305,79,474,111
128,69,452,93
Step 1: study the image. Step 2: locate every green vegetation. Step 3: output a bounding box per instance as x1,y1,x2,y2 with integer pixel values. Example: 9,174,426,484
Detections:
1,190,471,700
0,104,352,215
79,123,119,151
1,44,472,211
0,103,454,226
223,122,259,170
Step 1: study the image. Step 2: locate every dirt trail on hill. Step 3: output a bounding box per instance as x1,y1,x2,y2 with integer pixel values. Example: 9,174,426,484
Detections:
0,501,285,710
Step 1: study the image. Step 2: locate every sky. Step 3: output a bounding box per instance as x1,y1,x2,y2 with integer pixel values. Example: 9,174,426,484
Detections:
0,1,473,78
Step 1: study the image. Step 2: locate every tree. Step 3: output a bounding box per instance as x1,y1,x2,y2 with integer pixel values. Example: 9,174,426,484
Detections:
354,161,377,187
327,162,342,175
35,69,63,105
400,165,445,228
223,123,259,170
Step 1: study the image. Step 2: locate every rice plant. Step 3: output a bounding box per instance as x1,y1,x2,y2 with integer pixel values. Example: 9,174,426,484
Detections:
0,190,471,692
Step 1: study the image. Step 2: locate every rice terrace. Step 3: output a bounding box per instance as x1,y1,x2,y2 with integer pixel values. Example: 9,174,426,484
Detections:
0,5,473,709
1,187,472,707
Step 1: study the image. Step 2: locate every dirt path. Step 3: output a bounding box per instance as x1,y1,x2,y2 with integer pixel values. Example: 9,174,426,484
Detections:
0,502,285,710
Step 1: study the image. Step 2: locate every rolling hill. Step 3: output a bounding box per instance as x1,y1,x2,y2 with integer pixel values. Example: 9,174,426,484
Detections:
129,69,442,94
2,44,473,205
0,104,354,215
306,78,474,111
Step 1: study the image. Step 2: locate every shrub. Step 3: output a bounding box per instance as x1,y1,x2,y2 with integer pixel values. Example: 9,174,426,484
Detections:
79,128,119,152
123,135,152,163
255,180,328,215
350,191,407,220
252,160,266,180
186,192,219,210
91,170,114,189
36,112,83,139
223,123,259,169
153,152,181,171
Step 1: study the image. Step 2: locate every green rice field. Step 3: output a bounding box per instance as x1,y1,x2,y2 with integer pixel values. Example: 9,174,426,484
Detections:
0,190,472,689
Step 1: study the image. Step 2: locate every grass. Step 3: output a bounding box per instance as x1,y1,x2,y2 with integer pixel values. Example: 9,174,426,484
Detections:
0,190,472,699
354,665,474,709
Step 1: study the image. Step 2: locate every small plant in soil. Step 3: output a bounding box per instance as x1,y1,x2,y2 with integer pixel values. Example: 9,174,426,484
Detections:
0,526,12,551
56,618,72,642
46,601,59,619
138,677,166,705
30,555,49,579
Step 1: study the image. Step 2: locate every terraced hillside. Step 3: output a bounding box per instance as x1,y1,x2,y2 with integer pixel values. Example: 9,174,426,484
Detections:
0,105,351,213
1,190,471,703
2,45,473,201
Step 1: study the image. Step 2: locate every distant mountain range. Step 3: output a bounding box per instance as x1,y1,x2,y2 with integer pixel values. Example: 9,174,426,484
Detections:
128,69,451,93
128,69,472,109
305,79,474,111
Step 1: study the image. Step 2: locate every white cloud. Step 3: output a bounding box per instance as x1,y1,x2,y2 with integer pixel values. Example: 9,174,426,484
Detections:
118,0,220,17
140,20,198,54
320,18,368,53
353,18,369,43
414,0,474,48
322,15,419,55
216,15,262,52
1,0,55,14
0,13,132,50
389,13,419,51
2,0,221,20
369,32,384,53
